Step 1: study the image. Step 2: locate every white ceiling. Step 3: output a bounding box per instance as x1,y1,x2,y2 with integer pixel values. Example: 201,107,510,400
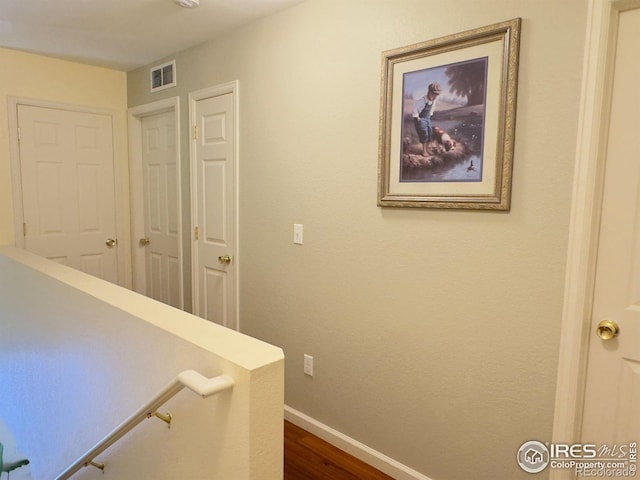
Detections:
0,0,304,71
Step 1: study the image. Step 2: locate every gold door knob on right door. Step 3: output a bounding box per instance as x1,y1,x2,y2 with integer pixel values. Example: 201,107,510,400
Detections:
596,319,619,340
218,254,232,265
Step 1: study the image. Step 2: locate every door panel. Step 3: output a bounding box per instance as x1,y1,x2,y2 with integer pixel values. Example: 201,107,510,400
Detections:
141,111,182,308
193,92,237,329
204,267,226,324
18,105,118,282
581,7,640,447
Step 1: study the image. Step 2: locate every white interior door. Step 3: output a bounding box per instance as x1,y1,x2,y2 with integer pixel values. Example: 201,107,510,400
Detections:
191,88,238,329
141,111,182,308
581,7,640,450
17,104,118,283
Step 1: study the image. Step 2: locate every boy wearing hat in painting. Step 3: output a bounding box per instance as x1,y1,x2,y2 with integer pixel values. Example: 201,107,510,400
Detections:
412,82,442,156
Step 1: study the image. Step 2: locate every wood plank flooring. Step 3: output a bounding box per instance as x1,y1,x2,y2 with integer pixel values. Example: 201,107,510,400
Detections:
284,420,395,480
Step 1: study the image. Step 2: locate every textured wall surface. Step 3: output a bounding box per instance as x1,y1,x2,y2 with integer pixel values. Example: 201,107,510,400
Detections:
123,1,588,478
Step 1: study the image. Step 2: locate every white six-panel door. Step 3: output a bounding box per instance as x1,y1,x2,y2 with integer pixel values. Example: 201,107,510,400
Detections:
17,104,118,282
580,6,640,447
191,87,238,329
141,111,182,308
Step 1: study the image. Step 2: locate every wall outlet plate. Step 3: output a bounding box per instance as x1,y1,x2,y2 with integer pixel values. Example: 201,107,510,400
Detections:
294,224,303,245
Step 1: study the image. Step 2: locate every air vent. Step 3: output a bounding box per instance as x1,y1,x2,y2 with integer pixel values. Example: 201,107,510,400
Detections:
150,60,176,92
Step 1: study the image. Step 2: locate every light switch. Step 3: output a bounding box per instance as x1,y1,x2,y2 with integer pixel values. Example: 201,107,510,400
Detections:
304,354,314,376
294,224,303,245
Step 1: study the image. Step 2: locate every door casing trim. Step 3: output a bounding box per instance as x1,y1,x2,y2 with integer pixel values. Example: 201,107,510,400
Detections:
552,2,640,474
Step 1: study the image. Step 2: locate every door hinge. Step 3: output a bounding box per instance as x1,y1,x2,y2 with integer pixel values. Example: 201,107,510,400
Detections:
194,226,199,240
17,127,21,141
23,222,27,237
193,125,198,140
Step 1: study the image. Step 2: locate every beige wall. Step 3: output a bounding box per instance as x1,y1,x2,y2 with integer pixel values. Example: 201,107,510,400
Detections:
127,1,587,478
0,48,130,282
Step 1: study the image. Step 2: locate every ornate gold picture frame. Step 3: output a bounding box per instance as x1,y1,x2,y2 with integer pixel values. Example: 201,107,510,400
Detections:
378,18,521,210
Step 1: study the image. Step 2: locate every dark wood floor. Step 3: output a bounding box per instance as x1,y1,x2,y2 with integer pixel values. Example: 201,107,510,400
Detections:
284,420,395,480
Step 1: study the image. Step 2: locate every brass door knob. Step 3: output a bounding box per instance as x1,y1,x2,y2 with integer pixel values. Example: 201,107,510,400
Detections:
596,319,619,340
139,237,151,246
105,238,118,248
218,254,232,265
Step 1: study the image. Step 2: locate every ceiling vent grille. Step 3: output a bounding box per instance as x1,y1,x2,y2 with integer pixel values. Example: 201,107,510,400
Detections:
150,60,176,92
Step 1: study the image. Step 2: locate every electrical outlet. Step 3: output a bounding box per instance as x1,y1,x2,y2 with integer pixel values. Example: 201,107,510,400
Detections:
303,354,314,376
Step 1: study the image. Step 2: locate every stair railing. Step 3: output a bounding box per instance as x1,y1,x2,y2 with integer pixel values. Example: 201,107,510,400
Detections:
55,370,234,479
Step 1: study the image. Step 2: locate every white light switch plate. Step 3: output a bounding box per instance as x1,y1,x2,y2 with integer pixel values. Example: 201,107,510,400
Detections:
304,354,314,376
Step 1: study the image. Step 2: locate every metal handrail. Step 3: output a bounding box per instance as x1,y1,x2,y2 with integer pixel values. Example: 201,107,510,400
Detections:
55,370,234,479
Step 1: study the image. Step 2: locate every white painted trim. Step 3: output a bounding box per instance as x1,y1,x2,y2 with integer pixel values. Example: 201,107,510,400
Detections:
284,405,433,480
7,96,131,287
188,81,240,330
552,2,640,478
127,97,184,309
7,99,25,250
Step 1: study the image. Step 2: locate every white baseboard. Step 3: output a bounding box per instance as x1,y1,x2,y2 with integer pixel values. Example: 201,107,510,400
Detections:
284,405,434,480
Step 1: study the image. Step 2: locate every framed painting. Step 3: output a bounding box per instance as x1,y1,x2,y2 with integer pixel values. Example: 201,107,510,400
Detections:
377,18,521,210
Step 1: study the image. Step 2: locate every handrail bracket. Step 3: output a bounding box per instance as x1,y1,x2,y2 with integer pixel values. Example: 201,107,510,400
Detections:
84,461,105,473
149,410,173,428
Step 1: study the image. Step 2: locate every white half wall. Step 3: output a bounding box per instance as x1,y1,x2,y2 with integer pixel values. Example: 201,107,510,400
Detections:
0,246,284,480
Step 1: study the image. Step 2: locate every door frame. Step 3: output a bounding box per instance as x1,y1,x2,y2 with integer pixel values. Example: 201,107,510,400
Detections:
188,81,240,329
128,96,184,309
7,96,130,287
552,0,639,470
